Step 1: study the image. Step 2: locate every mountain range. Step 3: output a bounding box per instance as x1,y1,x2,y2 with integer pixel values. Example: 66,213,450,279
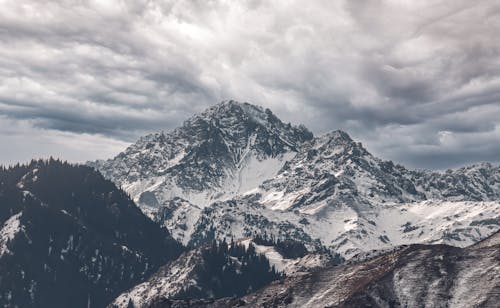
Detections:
91,101,500,258
1,100,499,307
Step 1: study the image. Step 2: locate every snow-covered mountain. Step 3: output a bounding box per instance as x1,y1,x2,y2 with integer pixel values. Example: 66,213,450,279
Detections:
91,101,500,258
168,197,500,258
90,101,312,207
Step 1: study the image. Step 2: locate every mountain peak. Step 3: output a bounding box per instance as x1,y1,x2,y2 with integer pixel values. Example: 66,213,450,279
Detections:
314,130,366,155
320,130,353,143
203,100,264,114
179,100,313,157
205,99,257,112
189,100,282,131
91,101,314,203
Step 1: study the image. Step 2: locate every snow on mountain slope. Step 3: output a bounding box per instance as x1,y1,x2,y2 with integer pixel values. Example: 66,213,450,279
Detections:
239,239,332,275
179,197,500,258
155,198,202,246
90,101,311,208
90,101,500,259
470,228,500,248
0,212,23,256
112,249,202,308
254,131,500,216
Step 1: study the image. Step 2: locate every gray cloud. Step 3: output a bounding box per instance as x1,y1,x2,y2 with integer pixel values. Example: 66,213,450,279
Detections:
0,0,499,168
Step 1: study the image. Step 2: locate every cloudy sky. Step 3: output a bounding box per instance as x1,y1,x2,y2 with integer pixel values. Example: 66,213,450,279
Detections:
1,0,499,169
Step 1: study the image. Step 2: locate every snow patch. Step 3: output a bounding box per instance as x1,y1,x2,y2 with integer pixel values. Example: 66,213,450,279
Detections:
239,239,331,275
0,213,24,256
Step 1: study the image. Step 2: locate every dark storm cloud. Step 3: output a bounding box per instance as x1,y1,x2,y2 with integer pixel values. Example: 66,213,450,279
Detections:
0,0,499,168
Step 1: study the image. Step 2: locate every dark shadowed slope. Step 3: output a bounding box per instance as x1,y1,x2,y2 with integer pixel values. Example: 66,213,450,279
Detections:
0,159,182,308
110,240,284,308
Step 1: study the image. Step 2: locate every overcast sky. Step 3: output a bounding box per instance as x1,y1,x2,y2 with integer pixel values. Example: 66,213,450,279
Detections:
1,0,499,169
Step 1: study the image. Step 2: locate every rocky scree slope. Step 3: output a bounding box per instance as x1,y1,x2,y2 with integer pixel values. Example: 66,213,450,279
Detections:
0,159,182,308
90,101,500,257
